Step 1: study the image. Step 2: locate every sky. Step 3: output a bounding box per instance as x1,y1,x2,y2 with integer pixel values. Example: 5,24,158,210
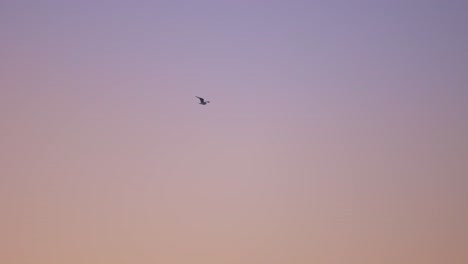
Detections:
1,1,468,263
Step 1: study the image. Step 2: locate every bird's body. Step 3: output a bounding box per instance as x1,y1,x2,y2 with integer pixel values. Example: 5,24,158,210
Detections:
196,96,210,105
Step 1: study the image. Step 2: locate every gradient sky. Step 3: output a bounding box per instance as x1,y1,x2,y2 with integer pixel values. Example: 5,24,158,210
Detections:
1,1,468,263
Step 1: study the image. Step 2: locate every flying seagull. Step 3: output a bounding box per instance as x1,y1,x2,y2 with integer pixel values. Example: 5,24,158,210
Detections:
196,96,210,105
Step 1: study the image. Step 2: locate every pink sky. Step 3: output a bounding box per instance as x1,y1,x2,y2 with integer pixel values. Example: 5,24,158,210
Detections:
1,1,467,263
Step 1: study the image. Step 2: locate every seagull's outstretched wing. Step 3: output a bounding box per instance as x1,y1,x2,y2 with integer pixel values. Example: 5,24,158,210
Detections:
196,96,205,103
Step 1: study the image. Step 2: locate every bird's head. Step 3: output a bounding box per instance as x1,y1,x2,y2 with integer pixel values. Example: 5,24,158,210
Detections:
206,101,210,103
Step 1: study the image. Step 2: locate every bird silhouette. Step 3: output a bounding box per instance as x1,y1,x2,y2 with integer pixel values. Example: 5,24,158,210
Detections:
196,96,210,105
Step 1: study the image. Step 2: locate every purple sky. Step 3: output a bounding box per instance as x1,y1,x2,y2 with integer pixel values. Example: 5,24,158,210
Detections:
1,1,468,263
